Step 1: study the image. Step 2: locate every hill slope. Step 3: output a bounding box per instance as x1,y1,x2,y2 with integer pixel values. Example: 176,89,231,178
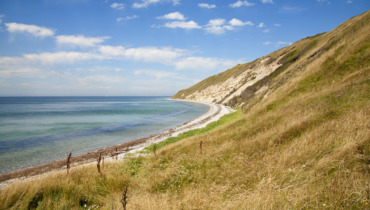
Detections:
1,11,369,209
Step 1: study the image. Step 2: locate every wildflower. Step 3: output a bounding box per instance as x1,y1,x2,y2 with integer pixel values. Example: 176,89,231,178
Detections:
323,203,326,206
302,164,306,168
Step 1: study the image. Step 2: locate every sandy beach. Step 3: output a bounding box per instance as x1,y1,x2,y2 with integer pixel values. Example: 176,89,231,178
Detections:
0,100,233,188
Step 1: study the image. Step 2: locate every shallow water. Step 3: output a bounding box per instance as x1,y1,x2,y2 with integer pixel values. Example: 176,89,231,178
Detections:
0,96,208,174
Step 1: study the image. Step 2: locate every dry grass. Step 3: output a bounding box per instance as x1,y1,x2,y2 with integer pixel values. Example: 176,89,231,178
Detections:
1,11,369,210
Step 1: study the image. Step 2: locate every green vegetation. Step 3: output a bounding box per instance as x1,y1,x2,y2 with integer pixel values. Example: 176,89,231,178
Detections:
142,109,243,154
1,11,369,210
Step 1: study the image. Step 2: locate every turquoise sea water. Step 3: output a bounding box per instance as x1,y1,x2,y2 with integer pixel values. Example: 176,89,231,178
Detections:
0,96,208,174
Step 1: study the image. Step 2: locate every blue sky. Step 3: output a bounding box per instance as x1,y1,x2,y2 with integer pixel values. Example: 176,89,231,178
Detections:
0,0,368,96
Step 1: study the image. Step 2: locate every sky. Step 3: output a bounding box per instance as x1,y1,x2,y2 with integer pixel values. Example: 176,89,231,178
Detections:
0,0,368,96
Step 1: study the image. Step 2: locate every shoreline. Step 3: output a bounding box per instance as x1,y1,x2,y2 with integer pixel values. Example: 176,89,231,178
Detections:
0,99,233,188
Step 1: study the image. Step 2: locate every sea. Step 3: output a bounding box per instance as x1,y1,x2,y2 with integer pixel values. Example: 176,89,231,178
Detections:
0,96,208,174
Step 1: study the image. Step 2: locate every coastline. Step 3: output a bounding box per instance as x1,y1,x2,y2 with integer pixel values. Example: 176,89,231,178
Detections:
0,99,233,188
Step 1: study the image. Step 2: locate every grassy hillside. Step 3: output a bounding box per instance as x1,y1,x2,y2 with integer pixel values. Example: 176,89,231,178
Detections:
1,11,369,209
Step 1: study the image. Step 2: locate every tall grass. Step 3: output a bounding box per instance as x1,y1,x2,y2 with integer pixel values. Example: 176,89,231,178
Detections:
142,109,243,154
0,10,369,210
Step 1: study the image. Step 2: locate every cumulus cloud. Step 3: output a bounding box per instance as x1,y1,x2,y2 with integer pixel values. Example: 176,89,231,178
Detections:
261,0,273,3
117,15,139,22
110,3,124,10
258,22,265,28
157,12,185,20
99,45,189,64
132,0,161,8
164,21,201,29
263,41,271,45
205,18,252,34
5,22,55,37
55,35,110,47
229,18,253,26
229,0,255,8
274,23,281,27
198,3,216,9
132,0,180,8
204,19,230,34
23,51,103,64
124,15,139,20
263,29,270,33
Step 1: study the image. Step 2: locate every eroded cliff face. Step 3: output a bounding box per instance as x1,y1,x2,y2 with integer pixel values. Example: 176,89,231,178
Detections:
174,56,282,105
173,10,370,109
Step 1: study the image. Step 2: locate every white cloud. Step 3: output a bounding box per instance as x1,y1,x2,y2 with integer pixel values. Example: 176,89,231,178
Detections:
23,51,103,64
346,0,352,3
99,45,189,64
263,29,270,33
134,70,179,80
274,23,281,27
229,18,253,26
258,22,265,28
157,12,185,20
205,18,252,34
263,41,271,45
117,15,139,22
164,21,201,30
261,0,273,3
198,3,216,9
110,3,124,10
5,22,55,37
132,0,161,8
0,65,43,78
204,19,230,34
0,14,4,24
124,15,139,20
55,35,110,47
229,1,255,8
174,57,240,71
80,75,125,86
172,0,180,6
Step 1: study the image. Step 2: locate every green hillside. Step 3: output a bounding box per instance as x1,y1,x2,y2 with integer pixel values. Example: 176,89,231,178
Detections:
1,11,369,209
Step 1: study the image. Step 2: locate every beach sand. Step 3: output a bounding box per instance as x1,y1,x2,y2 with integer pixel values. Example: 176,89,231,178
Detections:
0,100,233,188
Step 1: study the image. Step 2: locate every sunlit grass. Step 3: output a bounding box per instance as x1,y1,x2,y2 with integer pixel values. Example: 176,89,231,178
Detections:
1,10,369,210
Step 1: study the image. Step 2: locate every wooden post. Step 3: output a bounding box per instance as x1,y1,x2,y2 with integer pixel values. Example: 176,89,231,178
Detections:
97,153,102,174
66,152,72,175
115,148,118,160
